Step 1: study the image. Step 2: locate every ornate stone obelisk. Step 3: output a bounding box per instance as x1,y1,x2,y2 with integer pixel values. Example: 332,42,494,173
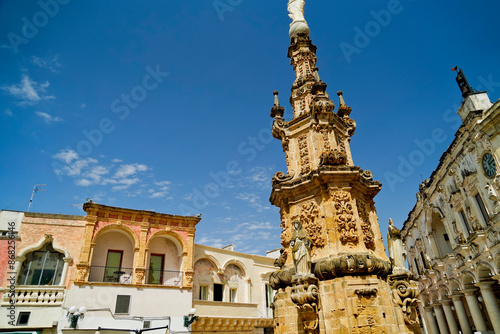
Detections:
269,2,421,333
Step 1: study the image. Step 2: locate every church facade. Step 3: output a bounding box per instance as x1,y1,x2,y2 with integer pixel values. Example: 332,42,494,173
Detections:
401,72,500,334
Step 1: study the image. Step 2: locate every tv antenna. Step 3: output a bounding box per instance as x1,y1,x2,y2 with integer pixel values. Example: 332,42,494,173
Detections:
27,184,47,212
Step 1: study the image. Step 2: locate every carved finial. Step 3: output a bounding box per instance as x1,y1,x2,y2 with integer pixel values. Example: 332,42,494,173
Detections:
452,66,474,98
270,91,285,118
337,91,352,118
313,67,320,82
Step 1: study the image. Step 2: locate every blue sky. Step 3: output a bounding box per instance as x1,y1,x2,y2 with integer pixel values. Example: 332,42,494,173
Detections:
1,1,499,255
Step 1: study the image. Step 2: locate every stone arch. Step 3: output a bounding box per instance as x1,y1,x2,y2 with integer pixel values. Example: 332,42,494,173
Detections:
449,278,462,293
15,234,71,286
17,234,71,262
477,261,496,281
437,284,451,299
428,290,440,304
462,270,477,287
93,223,139,248
146,230,186,256
194,255,221,271
222,259,247,277
495,253,500,273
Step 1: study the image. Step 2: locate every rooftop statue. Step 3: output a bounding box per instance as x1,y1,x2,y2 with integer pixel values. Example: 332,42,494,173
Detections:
387,218,408,274
287,0,310,37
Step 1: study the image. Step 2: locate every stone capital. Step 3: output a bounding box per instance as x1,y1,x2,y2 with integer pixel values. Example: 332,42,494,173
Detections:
451,293,464,301
462,288,479,296
475,280,495,291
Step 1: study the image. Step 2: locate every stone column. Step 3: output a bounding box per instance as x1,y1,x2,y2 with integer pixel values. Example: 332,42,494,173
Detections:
441,299,460,334
423,306,440,334
451,294,472,334
477,281,500,333
463,288,488,332
432,304,450,334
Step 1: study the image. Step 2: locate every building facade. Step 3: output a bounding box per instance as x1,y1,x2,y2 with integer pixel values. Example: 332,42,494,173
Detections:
0,203,274,334
401,75,500,334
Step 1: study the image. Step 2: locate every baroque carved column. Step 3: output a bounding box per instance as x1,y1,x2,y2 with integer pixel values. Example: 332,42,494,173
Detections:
451,294,473,334
477,281,500,333
463,288,488,332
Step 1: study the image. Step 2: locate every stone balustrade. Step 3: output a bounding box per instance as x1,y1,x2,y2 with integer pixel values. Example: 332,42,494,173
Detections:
1,286,65,306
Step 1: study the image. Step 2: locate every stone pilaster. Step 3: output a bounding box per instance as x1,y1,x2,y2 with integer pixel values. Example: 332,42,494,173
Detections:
463,288,488,332
423,306,440,334
476,281,500,333
440,299,460,334
451,294,473,334
432,304,450,334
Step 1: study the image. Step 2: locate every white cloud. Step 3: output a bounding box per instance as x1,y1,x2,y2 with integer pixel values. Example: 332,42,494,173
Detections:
0,44,12,50
2,75,55,106
5,109,12,116
76,179,92,187
35,111,62,124
53,149,78,164
114,163,148,178
197,236,225,249
111,158,122,163
31,55,61,72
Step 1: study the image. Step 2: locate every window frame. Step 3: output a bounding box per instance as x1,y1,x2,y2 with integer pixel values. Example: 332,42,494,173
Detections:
115,295,131,314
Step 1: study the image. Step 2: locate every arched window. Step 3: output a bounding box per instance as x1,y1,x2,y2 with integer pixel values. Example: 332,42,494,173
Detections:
17,243,65,285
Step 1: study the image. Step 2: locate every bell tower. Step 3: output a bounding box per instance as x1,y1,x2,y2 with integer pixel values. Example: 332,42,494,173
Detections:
268,2,421,334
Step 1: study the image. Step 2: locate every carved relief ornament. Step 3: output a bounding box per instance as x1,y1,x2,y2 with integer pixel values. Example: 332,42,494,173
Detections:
331,191,358,244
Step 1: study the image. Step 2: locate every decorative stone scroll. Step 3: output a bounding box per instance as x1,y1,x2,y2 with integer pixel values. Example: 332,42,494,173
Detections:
387,273,420,327
272,171,295,185
290,275,320,334
332,191,358,244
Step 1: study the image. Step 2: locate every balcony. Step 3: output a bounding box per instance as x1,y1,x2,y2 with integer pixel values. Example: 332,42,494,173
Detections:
1,286,65,306
88,266,133,283
145,269,182,286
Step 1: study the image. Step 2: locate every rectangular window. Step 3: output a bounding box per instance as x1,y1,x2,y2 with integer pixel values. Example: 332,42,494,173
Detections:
265,284,274,317
200,285,208,300
475,194,489,225
230,288,237,302
443,233,449,241
105,250,123,282
420,252,428,270
17,312,30,326
148,254,165,284
143,321,151,329
115,295,131,314
459,210,473,235
413,259,421,276
214,283,223,302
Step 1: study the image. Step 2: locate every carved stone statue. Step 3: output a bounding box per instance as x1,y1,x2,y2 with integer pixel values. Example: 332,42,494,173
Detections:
290,220,312,275
287,0,310,37
387,219,407,274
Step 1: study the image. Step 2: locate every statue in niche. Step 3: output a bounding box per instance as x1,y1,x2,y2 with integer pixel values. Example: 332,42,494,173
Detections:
452,221,466,244
290,220,312,275
387,219,407,273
